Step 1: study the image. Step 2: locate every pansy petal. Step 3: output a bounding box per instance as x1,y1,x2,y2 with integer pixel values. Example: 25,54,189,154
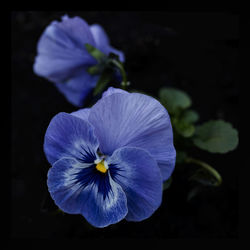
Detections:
54,69,99,107
33,54,87,83
107,46,125,63
69,86,127,122
71,108,90,121
47,157,93,214
102,86,128,98
44,112,99,165
107,147,162,221
90,24,110,48
90,24,125,62
58,15,95,49
79,172,128,228
33,16,96,83
88,91,176,180
48,157,128,228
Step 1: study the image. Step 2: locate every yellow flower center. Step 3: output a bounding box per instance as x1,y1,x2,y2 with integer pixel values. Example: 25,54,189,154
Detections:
96,160,108,173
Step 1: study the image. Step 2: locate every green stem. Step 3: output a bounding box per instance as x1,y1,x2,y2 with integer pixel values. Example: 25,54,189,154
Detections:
185,157,222,186
110,59,128,90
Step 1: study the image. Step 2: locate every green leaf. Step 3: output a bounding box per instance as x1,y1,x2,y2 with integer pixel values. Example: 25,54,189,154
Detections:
176,151,188,164
85,43,107,63
163,177,172,191
172,109,199,137
181,109,199,123
193,120,239,153
174,118,195,137
159,87,192,115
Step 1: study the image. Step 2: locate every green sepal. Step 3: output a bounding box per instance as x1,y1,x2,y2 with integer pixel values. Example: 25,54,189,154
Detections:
87,64,104,75
93,70,112,96
192,120,239,153
85,43,107,63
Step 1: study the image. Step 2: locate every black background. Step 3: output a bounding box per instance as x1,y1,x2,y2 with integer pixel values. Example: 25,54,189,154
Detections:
11,11,239,238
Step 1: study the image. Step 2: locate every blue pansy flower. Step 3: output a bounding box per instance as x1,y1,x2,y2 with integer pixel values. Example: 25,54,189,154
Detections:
33,15,125,107
44,87,176,227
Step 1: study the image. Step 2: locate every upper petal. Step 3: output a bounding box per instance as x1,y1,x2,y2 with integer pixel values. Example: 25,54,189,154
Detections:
106,46,125,63
44,112,99,165
70,87,128,123
90,24,110,48
90,24,125,62
33,15,96,82
88,90,176,180
71,108,91,121
48,157,128,228
107,147,163,221
101,86,128,98
57,15,95,49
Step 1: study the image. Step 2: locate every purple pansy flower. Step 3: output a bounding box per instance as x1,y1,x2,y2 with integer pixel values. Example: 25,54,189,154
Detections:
44,87,176,227
33,15,125,107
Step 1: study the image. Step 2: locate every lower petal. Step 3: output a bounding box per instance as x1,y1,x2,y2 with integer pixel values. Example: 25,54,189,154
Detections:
79,172,128,227
48,157,128,228
90,24,125,62
107,147,163,222
47,157,93,214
